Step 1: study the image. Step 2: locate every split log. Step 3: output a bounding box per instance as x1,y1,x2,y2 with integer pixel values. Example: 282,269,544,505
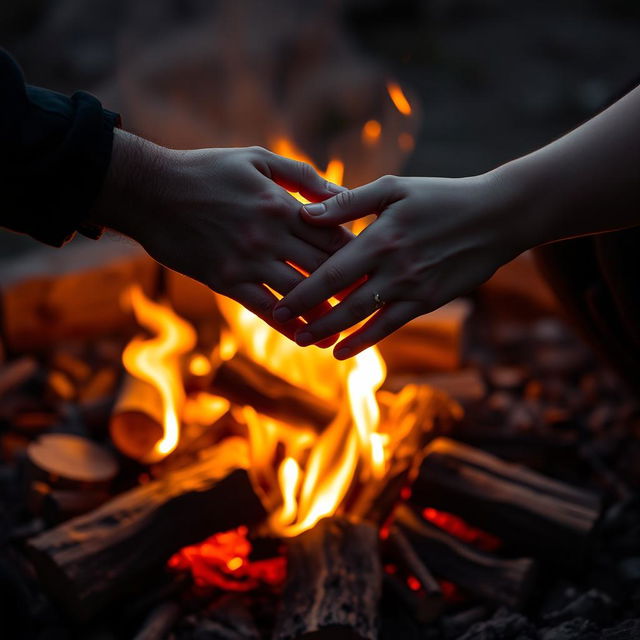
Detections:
27,433,118,489
27,438,265,620
274,518,382,640
109,374,166,463
378,299,472,373
210,353,338,430
410,438,602,564
395,504,536,609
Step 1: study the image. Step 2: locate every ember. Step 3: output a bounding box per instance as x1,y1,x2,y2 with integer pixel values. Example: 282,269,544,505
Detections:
168,526,286,592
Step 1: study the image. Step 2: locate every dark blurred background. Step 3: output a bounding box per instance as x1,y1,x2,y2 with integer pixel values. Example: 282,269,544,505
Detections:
1,0,640,258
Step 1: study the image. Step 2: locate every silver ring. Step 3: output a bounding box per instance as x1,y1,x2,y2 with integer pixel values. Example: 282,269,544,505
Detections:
373,292,385,310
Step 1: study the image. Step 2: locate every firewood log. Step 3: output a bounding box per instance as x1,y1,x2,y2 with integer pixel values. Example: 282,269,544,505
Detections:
378,299,472,373
0,240,157,353
210,352,338,430
27,438,265,620
395,504,537,609
273,518,382,640
410,438,602,565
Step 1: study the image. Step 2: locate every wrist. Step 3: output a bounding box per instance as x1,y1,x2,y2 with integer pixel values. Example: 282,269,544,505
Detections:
485,154,560,254
88,129,174,242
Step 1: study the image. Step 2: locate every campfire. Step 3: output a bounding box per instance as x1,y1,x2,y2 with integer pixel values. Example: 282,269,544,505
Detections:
2,8,639,637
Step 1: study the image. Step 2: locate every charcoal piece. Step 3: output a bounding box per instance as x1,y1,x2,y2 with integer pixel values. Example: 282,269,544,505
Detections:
540,618,600,640
542,589,614,627
456,607,537,640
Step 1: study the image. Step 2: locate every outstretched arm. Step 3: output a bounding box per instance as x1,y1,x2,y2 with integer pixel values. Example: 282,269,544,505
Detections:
88,130,350,341
273,84,640,358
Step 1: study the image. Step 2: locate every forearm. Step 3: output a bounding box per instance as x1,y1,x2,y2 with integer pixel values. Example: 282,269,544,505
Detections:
493,84,640,248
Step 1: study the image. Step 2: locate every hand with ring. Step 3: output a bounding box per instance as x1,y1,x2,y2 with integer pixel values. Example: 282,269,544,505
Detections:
272,173,523,359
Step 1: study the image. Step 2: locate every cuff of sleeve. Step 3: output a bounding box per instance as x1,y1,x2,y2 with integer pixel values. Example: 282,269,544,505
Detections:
76,106,121,242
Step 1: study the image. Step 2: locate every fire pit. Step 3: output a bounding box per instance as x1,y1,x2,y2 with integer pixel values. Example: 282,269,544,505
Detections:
3,217,640,639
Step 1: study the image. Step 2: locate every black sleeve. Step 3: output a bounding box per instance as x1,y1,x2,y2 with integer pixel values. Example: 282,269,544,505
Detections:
0,49,121,247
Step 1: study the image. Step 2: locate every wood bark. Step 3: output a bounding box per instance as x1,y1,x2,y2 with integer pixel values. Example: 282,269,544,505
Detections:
273,518,382,640
410,438,602,564
395,504,536,609
26,438,265,620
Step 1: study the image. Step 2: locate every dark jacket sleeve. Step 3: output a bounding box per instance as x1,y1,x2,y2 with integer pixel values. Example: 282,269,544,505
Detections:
0,50,120,247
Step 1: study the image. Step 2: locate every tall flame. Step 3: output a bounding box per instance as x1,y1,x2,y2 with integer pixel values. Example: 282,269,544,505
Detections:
121,285,196,460
118,122,440,539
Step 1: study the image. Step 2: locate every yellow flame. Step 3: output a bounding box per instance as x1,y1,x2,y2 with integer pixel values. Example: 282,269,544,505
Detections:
271,137,344,202
387,81,412,116
122,285,196,459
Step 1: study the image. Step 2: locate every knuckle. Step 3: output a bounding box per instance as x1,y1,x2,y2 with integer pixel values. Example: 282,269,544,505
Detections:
348,297,372,321
323,264,346,289
377,174,398,190
249,145,268,156
297,161,315,182
335,189,355,210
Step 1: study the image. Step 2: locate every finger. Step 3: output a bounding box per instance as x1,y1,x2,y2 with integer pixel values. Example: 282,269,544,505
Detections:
299,175,403,226
331,301,422,359
263,262,339,348
272,240,373,324
279,240,329,276
265,152,345,202
291,217,355,255
293,280,388,346
229,283,306,341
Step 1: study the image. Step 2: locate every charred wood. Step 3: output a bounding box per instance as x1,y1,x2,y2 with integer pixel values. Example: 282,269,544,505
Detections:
395,504,536,609
26,439,265,620
410,438,602,565
274,518,382,640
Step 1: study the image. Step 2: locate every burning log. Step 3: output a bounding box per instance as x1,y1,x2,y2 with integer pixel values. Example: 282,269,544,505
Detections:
383,526,444,623
395,504,537,609
109,373,167,463
274,518,382,640
26,438,266,620
210,352,338,430
410,438,602,565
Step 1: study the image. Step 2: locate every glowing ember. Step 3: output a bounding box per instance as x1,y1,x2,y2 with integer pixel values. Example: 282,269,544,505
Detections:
387,81,412,116
168,526,286,591
422,507,502,552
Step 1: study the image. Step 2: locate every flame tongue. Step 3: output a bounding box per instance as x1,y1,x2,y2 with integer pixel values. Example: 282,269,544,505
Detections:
121,285,196,462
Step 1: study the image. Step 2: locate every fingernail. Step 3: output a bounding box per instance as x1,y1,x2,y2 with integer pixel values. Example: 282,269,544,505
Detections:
273,306,293,323
303,202,326,216
295,332,314,347
326,182,346,194
334,347,351,360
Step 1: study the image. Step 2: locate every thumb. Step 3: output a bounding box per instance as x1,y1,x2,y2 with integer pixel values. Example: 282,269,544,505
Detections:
266,152,346,202
300,175,398,226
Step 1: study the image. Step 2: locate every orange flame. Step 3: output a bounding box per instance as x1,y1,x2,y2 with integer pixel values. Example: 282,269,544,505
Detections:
118,134,450,543
121,285,196,460
387,81,412,116
271,137,344,202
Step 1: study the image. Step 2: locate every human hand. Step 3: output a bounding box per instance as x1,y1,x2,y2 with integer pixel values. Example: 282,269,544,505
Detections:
90,130,352,340
272,172,528,358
